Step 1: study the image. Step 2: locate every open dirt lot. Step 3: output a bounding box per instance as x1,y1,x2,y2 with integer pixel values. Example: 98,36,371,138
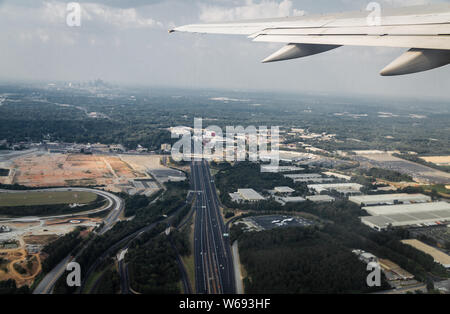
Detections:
5,153,147,187
118,154,165,172
420,156,450,166
353,153,450,184
0,248,41,287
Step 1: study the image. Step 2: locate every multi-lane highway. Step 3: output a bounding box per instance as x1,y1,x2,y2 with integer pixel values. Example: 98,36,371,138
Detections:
192,160,235,294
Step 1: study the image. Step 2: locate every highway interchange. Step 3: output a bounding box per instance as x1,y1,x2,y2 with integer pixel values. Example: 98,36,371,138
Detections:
4,158,237,294
31,187,124,294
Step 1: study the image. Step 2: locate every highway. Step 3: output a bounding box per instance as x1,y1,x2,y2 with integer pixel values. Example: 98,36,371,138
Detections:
192,160,235,294
83,190,195,294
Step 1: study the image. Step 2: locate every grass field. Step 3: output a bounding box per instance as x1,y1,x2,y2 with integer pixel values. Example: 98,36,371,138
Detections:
0,191,98,207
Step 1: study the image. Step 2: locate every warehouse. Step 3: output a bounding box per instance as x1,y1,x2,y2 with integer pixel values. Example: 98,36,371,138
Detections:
279,196,306,204
349,193,431,206
363,201,450,216
284,173,322,180
308,183,363,195
237,189,265,202
274,186,295,194
261,165,304,173
306,195,336,203
360,202,450,231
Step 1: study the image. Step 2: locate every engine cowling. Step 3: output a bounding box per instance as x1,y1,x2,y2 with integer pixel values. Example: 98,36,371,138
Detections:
380,48,450,76
262,43,341,63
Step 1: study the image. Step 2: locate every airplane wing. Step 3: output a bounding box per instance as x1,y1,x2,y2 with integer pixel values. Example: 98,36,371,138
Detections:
171,4,450,76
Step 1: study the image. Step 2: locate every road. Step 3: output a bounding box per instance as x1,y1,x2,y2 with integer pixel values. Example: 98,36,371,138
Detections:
192,160,235,294
32,188,125,294
84,190,195,294
0,187,122,224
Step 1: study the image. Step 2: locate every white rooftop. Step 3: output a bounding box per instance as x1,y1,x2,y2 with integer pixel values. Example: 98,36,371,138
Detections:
350,193,431,206
238,189,265,201
306,195,335,202
274,186,295,193
280,197,306,203
363,201,450,216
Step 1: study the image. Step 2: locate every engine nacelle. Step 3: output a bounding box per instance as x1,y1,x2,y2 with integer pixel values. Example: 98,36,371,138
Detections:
262,43,341,63
380,48,450,76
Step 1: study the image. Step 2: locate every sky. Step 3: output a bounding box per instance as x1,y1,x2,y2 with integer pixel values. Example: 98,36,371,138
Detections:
0,0,449,99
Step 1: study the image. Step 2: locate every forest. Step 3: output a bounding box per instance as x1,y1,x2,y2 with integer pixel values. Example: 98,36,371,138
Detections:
41,228,85,273
231,198,449,293
0,84,449,155
127,235,181,294
233,226,390,294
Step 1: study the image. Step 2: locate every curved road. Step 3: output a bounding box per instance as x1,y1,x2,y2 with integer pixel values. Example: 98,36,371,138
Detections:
28,187,125,294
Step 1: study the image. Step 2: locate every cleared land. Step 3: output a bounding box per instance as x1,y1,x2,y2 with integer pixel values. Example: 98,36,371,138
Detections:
3,153,146,187
0,248,41,287
119,154,165,172
402,239,450,267
0,191,97,207
420,156,450,166
353,153,450,184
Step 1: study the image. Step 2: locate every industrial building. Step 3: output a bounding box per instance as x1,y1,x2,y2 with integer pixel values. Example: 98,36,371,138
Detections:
308,183,363,195
284,173,335,183
349,193,431,206
229,189,265,203
401,239,450,268
323,172,352,181
278,196,306,205
274,186,295,194
260,165,304,173
306,195,336,203
363,201,450,216
285,173,322,180
361,202,450,231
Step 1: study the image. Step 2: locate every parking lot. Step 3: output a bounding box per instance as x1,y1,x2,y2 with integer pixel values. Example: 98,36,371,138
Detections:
240,215,316,232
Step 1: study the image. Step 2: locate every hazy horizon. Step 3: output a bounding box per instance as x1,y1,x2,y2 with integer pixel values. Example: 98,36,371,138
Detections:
0,0,449,99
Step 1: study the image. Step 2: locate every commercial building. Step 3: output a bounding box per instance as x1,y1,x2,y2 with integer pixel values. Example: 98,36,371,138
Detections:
285,173,322,180
278,196,306,204
260,165,304,173
401,239,450,268
349,193,431,206
230,189,265,202
308,183,363,195
363,201,450,216
323,172,352,181
378,259,415,281
361,202,450,231
284,173,335,183
274,186,295,194
306,195,335,203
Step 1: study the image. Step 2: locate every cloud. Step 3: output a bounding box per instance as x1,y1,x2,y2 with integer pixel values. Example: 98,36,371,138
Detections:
0,1,164,30
199,0,304,23
82,3,164,28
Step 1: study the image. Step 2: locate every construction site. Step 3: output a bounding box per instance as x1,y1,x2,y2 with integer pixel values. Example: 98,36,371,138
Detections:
0,151,185,196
